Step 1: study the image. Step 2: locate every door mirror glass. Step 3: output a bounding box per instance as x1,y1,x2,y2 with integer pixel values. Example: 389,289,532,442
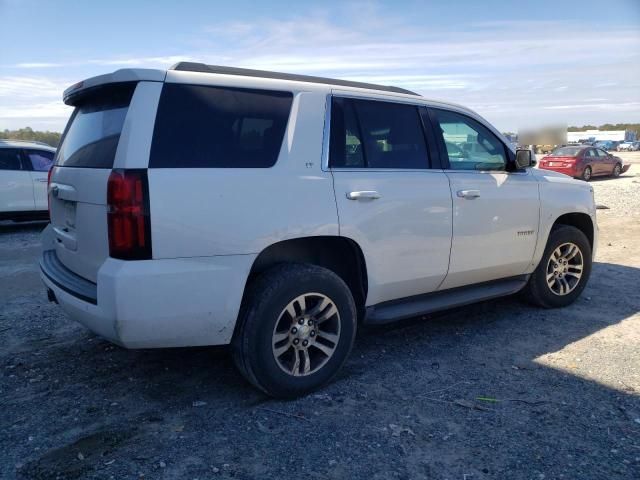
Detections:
515,149,534,169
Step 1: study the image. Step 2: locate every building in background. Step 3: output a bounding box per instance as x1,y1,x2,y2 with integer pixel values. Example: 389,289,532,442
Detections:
567,129,637,143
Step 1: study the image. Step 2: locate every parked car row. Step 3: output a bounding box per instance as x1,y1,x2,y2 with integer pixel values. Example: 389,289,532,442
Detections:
0,139,55,221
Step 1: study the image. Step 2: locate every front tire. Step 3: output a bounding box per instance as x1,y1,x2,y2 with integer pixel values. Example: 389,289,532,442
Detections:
232,263,357,398
523,225,592,308
612,163,622,178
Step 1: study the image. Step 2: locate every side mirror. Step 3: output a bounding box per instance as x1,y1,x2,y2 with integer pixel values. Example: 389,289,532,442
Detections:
515,149,535,169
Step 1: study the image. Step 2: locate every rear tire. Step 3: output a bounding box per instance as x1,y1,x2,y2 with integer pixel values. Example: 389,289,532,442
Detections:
523,225,592,308
232,263,357,398
612,163,622,178
581,166,592,181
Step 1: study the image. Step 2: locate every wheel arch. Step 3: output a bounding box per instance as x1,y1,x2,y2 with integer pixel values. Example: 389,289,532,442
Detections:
552,212,594,250
241,235,369,321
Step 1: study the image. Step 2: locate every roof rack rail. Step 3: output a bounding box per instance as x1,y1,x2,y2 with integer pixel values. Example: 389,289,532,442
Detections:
0,138,54,148
171,62,420,97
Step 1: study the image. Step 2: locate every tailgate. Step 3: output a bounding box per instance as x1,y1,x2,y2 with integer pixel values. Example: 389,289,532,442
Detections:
49,83,136,283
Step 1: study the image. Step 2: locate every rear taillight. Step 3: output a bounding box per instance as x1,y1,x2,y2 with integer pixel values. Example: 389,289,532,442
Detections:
107,169,152,260
47,166,54,219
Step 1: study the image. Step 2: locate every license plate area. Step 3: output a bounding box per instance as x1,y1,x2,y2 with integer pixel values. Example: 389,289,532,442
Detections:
63,200,77,229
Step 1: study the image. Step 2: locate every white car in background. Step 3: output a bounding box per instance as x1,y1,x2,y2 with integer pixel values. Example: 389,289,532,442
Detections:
616,142,639,152
0,139,55,221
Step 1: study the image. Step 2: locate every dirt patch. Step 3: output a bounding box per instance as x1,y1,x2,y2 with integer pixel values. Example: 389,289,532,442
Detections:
18,430,133,480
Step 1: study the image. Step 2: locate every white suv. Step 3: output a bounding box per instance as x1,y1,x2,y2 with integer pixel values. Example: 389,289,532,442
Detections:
1,139,55,221
41,63,597,397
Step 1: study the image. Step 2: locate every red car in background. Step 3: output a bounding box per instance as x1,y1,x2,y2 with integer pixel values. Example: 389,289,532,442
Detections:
538,146,629,181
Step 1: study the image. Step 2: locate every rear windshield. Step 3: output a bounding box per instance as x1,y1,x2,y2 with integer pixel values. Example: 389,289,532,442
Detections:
550,147,582,157
149,84,293,168
55,83,135,168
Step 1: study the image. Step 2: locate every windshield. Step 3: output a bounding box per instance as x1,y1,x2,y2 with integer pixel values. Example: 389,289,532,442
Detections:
550,147,582,157
56,83,135,168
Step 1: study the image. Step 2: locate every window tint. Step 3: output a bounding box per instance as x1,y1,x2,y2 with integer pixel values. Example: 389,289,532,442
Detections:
26,150,55,171
56,83,135,168
329,98,364,168
330,97,428,169
0,149,22,171
550,147,581,157
586,149,597,158
150,84,293,168
431,109,507,171
595,149,608,157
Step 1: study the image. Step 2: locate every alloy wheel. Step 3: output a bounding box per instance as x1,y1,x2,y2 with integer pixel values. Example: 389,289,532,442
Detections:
271,293,341,376
545,242,584,296
613,164,621,177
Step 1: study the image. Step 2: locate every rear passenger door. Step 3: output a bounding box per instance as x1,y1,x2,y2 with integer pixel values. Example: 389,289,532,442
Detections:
329,95,453,306
427,107,540,290
0,148,35,213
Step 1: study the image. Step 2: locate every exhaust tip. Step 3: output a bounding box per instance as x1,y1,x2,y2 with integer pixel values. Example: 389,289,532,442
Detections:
47,288,58,304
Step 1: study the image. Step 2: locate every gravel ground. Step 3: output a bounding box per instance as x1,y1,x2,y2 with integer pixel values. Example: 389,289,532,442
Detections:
1,167,639,480
590,151,640,217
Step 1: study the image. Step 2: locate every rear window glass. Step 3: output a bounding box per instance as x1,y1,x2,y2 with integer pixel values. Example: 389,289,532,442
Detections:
550,147,582,157
55,83,135,168
150,84,293,168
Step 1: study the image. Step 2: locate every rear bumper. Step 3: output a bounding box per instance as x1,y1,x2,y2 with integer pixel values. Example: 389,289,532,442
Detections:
40,249,256,348
40,250,97,304
538,165,578,177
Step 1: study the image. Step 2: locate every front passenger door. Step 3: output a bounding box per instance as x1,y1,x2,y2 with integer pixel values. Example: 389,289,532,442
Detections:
427,108,540,290
594,148,612,175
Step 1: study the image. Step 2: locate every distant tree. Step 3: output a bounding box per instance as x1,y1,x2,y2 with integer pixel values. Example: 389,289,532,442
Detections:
0,127,62,147
567,125,596,131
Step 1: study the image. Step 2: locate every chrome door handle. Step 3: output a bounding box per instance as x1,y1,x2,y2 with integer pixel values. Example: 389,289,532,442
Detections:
457,189,481,199
346,191,382,200
36,178,48,183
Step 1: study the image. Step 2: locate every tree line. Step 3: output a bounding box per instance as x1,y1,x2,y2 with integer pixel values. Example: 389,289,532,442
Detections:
567,123,640,134
0,127,62,147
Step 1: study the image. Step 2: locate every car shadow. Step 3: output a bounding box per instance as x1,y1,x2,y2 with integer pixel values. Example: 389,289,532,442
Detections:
0,220,48,234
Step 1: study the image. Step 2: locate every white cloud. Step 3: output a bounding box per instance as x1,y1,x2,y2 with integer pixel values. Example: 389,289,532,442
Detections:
1,6,639,130
0,101,72,119
0,76,68,99
13,62,64,68
543,102,640,111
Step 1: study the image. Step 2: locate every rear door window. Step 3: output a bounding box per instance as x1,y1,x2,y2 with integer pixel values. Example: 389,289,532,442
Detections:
0,149,23,170
150,84,293,168
55,83,135,168
330,97,428,169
